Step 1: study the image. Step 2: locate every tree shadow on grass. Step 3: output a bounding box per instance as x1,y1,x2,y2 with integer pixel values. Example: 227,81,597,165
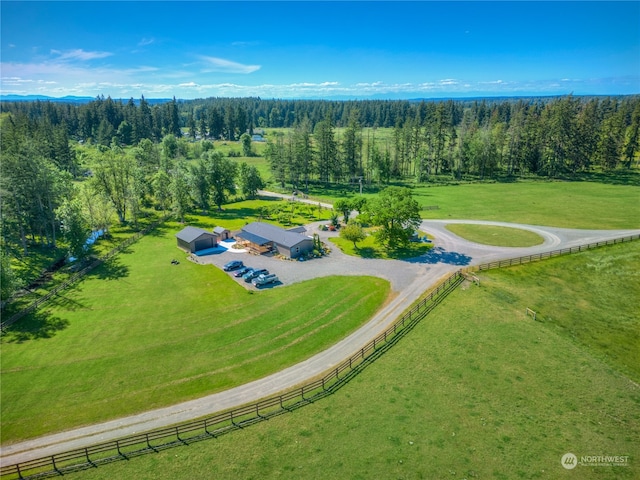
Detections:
2,310,69,343
142,222,175,238
559,171,640,186
46,288,87,312
85,257,130,281
354,247,380,259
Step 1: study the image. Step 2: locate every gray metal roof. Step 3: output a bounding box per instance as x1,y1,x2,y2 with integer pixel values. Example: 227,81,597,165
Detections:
236,230,271,246
242,222,311,249
175,226,216,243
213,226,229,234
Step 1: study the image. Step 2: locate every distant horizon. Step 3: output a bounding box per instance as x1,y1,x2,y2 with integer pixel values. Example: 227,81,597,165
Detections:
2,92,639,104
2,2,639,100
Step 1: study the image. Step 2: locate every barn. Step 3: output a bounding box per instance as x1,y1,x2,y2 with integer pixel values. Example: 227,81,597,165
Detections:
237,222,313,259
175,226,218,253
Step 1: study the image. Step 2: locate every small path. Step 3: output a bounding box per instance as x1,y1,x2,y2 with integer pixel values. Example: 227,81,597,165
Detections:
2,215,639,465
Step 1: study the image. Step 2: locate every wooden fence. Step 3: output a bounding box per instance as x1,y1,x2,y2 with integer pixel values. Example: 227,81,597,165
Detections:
464,234,639,273
0,217,168,332
0,271,464,479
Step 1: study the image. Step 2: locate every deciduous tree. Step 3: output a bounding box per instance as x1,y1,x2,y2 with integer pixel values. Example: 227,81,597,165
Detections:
364,186,421,248
340,221,366,249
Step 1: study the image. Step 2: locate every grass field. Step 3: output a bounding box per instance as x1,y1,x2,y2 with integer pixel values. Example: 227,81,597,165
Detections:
74,240,640,480
302,180,640,230
329,233,433,259
0,217,389,443
416,181,640,229
445,224,545,247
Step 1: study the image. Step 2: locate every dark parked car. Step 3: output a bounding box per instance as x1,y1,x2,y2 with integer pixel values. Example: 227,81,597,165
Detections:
223,260,244,271
233,266,251,277
243,268,268,282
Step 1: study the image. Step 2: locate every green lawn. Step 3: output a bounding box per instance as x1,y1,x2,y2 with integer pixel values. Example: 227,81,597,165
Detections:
1,221,389,443
445,224,545,247
329,233,433,259
74,241,640,480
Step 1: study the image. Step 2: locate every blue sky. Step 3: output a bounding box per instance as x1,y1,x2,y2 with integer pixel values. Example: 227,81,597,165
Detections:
1,1,639,99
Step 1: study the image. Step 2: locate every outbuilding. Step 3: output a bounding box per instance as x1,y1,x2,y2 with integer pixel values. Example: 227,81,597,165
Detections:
175,226,218,253
237,222,313,259
213,226,231,241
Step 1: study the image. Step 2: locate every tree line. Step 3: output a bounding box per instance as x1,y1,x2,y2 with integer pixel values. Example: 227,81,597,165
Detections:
263,96,640,186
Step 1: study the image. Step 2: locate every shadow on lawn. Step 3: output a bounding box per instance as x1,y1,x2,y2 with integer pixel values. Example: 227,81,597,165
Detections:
85,257,130,281
2,310,69,343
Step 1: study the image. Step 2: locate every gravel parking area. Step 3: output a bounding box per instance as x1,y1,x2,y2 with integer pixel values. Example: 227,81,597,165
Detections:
190,224,431,292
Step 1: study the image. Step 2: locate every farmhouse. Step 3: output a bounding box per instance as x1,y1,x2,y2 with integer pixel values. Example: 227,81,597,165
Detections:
175,226,218,253
237,222,313,259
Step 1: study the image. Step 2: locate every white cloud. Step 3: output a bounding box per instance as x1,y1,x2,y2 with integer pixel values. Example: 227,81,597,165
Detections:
50,49,113,61
137,37,155,47
198,55,261,74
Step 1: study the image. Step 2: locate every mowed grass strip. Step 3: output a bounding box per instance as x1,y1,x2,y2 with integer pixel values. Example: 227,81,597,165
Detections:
74,242,640,480
0,225,390,444
445,224,544,247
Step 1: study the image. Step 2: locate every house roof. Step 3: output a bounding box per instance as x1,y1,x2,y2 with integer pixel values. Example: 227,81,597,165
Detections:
213,226,229,234
242,222,311,249
236,230,271,246
175,226,216,243
287,226,307,234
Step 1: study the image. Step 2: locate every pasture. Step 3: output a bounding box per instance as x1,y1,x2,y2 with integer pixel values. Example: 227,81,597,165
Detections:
73,240,640,480
306,180,640,230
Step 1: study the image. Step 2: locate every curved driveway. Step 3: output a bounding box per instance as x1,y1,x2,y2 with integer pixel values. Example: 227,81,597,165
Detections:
2,219,639,465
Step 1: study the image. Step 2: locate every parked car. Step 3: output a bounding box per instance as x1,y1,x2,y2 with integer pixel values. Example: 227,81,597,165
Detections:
233,266,251,277
243,268,268,282
223,260,244,271
252,273,278,287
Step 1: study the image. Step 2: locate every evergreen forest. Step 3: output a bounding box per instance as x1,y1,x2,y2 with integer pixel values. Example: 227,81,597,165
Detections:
1,94,639,303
